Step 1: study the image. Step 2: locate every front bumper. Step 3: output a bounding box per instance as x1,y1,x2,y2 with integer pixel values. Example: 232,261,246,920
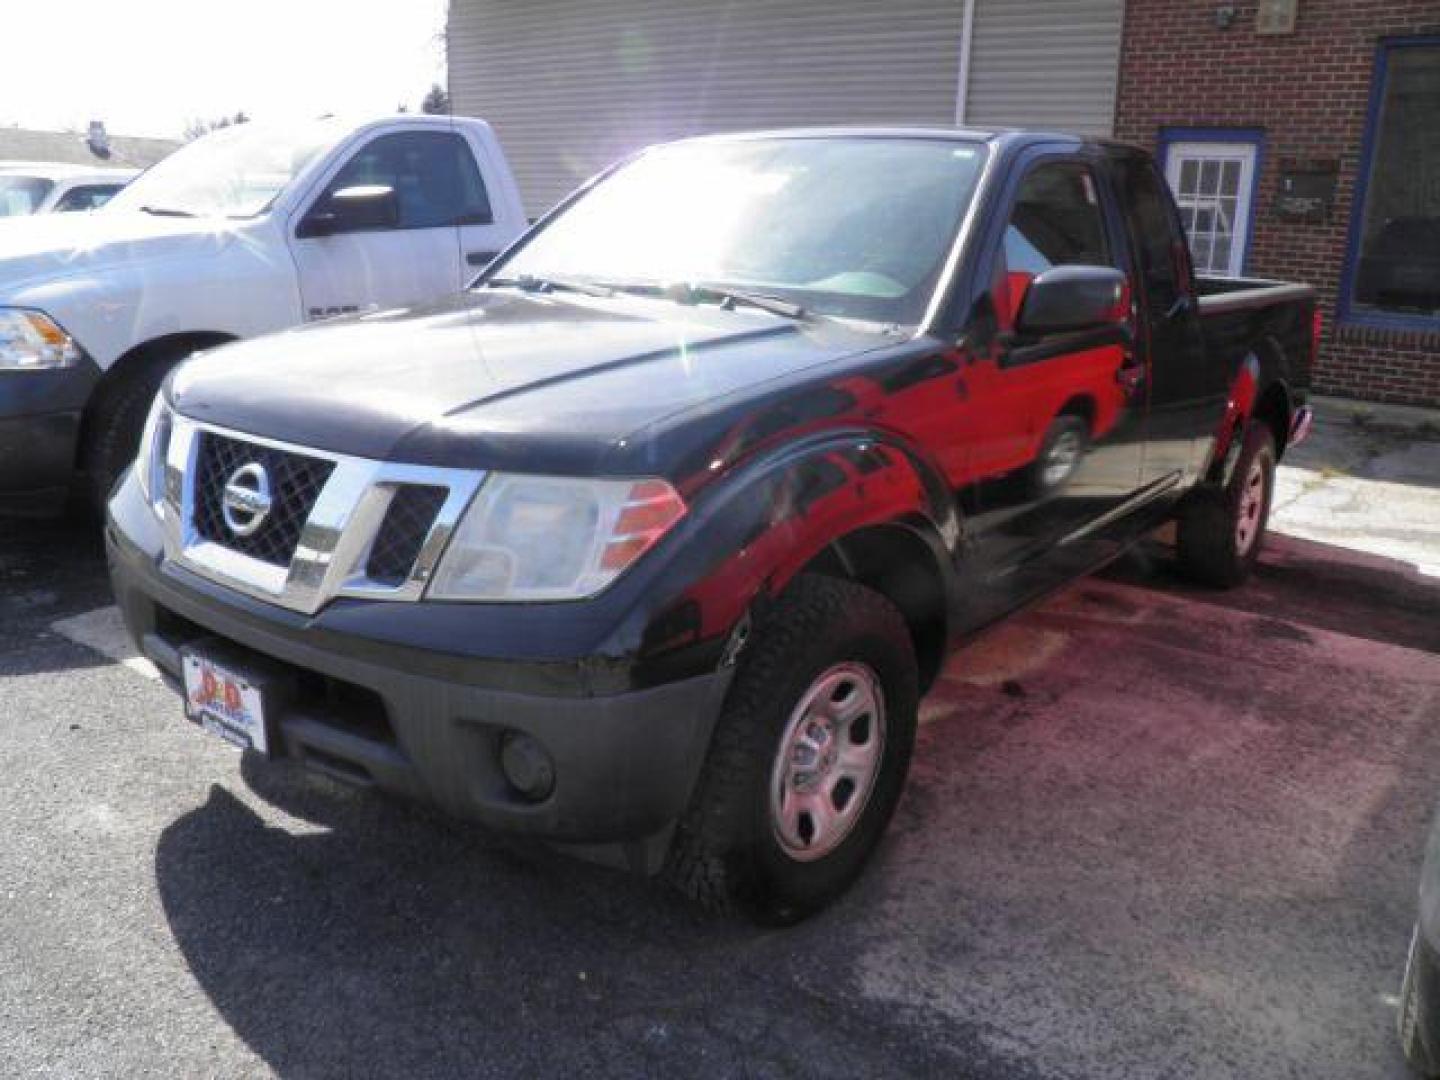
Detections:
106,472,732,871
0,361,100,512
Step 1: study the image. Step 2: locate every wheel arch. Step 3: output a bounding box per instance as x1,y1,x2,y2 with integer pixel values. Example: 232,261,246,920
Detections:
1250,335,1295,459
797,521,951,694
77,331,238,468
1055,393,1097,433
1205,340,1295,485
1251,376,1293,464
618,428,961,694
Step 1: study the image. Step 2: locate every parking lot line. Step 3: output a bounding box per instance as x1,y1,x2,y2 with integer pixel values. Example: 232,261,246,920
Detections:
49,606,160,681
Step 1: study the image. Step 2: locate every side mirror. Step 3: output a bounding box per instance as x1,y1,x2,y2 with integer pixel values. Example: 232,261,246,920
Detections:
1016,265,1128,337
296,184,399,239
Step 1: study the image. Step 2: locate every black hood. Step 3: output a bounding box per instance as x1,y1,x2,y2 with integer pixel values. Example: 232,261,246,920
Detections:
170,290,886,474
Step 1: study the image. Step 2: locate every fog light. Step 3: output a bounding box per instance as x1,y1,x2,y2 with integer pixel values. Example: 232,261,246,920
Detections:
500,732,555,801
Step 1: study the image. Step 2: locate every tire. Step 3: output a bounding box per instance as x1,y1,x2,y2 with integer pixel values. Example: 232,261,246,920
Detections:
1401,925,1440,1078
81,355,175,509
1175,422,1276,588
665,574,919,924
1025,415,1088,498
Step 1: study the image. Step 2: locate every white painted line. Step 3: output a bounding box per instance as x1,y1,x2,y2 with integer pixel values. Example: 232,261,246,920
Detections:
50,606,161,681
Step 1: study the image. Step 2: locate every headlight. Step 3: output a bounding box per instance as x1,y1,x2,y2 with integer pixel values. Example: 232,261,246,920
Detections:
0,308,80,370
134,394,173,510
428,474,686,601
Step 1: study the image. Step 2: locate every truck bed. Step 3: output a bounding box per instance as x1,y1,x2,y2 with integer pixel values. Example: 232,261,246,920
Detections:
1195,275,1317,434
1196,274,1315,312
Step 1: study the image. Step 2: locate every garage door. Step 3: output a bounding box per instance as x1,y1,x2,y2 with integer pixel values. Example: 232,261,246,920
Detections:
448,0,968,217
963,0,1123,136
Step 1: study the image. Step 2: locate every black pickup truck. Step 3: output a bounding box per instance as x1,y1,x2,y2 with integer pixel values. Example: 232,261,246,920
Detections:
107,129,1316,922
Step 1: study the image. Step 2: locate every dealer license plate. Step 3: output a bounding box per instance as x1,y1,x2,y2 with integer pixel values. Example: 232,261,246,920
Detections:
182,651,269,755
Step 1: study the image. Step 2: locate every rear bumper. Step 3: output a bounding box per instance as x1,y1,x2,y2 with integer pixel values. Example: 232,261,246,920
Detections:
0,361,100,512
105,472,733,870
1288,404,1314,448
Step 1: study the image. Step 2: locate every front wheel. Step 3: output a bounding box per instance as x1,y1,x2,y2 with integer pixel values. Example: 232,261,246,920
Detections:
1175,422,1276,588
665,574,919,924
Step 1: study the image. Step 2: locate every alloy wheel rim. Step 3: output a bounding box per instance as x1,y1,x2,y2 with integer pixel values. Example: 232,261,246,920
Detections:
1235,457,1267,555
1042,431,1082,488
769,661,887,863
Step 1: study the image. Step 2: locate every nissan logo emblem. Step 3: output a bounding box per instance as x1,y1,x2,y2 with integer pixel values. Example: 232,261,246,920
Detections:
221,462,273,537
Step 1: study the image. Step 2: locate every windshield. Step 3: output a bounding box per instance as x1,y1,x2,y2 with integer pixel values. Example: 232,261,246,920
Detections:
106,119,343,219
0,176,55,217
495,136,988,324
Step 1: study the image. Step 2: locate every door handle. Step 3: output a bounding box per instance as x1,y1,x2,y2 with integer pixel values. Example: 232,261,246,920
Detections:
466,250,499,267
1164,294,1195,321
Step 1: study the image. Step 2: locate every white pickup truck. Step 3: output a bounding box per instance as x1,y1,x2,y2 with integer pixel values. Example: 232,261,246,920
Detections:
0,114,527,512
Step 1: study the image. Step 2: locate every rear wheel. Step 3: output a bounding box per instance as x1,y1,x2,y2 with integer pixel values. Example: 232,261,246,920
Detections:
665,574,919,924
1175,422,1276,588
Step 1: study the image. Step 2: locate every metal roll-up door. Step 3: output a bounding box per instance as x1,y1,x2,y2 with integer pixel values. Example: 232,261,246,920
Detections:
963,0,1122,136
448,0,968,217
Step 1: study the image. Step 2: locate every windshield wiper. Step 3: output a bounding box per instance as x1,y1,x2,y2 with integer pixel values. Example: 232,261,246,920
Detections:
488,275,806,319
138,205,197,218
486,273,613,298
690,284,806,320
598,280,807,320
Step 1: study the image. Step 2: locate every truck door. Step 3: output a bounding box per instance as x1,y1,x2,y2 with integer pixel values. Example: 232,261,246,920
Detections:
959,156,1148,576
289,128,489,321
1110,153,1214,487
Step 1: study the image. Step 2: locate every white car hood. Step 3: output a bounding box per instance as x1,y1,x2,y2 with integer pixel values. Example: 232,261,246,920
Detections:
0,210,239,296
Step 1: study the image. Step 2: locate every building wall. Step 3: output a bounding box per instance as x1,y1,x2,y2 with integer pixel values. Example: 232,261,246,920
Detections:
1114,0,1440,407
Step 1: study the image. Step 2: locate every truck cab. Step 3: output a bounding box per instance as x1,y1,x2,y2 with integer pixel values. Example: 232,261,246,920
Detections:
0,114,526,513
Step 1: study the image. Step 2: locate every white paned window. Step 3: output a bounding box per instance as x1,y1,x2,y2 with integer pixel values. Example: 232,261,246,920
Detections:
1163,141,1258,278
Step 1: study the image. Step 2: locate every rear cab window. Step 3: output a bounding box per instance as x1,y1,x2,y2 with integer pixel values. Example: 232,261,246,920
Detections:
1113,154,1194,321
53,184,125,212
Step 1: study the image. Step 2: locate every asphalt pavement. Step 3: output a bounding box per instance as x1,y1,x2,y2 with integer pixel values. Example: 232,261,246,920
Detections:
1,414,1437,1079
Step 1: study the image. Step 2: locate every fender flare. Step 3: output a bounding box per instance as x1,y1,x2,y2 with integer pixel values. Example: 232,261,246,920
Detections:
613,426,962,685
1206,341,1293,486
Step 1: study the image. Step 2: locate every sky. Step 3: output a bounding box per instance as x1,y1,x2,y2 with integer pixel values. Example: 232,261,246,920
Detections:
0,0,449,140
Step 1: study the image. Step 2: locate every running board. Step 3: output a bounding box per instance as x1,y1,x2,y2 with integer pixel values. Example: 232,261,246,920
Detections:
1057,471,1183,548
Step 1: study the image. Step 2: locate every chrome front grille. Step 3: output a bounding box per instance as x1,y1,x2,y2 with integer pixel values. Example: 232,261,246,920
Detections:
192,432,335,567
365,484,449,587
160,417,484,614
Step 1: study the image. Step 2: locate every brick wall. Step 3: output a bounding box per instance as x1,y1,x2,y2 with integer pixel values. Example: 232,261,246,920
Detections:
1114,0,1440,408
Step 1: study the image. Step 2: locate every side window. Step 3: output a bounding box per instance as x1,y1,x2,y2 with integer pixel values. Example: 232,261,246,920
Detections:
991,161,1112,330
322,131,492,230
53,184,124,212
1115,157,1188,317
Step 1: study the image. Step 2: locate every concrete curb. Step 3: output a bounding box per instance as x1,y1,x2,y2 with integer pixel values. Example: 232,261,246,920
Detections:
1310,395,1440,437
